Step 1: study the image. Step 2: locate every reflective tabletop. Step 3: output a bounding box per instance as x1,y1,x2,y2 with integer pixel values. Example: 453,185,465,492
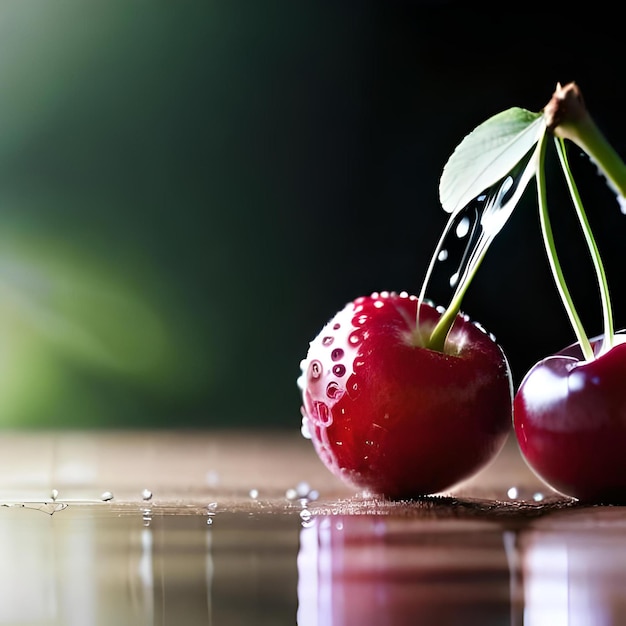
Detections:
0,430,623,625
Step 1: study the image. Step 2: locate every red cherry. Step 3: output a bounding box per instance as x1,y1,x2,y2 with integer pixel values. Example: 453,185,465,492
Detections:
298,292,512,499
514,332,626,503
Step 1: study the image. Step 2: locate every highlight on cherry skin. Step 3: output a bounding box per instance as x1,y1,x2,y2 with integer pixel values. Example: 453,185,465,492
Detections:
297,291,513,500
514,331,626,504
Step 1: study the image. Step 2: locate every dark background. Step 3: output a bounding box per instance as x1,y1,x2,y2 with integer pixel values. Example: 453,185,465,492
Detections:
0,2,624,429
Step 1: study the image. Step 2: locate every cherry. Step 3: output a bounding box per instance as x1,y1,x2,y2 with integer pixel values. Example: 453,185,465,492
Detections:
297,83,626,503
298,292,512,499
514,333,626,503
511,83,626,503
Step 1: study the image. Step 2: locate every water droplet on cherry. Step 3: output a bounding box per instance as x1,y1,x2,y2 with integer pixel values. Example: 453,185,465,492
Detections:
346,374,361,399
317,402,333,425
332,364,346,377
354,314,368,326
308,360,322,380
301,415,312,439
326,381,341,399
348,331,362,345
331,348,344,361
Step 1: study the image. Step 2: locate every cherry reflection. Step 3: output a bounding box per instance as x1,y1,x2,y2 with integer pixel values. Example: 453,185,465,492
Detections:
297,514,511,626
514,508,626,625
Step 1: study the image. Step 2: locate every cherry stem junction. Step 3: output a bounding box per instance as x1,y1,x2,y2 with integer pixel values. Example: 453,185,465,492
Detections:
419,82,626,358
548,83,626,202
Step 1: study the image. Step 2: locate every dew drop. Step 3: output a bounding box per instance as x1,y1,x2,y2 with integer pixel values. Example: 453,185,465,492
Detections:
346,375,361,399
333,322,341,330
331,348,344,361
322,336,334,346
348,331,362,346
420,149,537,319
373,300,384,309
332,364,346,377
249,488,259,499
142,489,153,501
296,481,311,497
354,314,368,326
300,509,312,522
308,360,322,380
316,402,333,426
455,215,471,238
51,489,59,502
301,416,312,439
101,491,114,502
507,486,519,500
533,492,545,502
326,381,341,399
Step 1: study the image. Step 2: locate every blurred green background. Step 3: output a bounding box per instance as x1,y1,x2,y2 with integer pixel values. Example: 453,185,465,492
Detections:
1,3,625,429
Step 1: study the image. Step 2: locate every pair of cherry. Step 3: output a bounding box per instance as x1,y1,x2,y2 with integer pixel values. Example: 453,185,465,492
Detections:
298,83,626,504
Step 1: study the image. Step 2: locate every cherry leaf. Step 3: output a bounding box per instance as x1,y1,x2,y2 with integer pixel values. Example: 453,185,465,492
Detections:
439,107,545,215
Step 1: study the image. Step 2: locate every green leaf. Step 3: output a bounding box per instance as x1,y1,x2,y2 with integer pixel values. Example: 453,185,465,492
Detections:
439,107,545,214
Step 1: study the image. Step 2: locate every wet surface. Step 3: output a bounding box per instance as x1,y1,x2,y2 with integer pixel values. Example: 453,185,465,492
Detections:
1,431,626,624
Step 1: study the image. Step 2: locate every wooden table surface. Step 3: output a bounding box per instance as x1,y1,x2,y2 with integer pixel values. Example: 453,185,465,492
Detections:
0,427,546,506
0,428,624,625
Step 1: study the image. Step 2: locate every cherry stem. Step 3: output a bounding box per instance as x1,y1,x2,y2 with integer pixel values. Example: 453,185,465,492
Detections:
548,83,626,202
536,132,595,361
425,235,489,352
544,81,626,356
554,136,614,354
417,207,491,352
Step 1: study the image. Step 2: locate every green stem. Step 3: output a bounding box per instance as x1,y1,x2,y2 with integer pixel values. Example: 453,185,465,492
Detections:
546,82,626,203
426,237,489,352
557,113,626,201
536,133,594,360
554,137,614,354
